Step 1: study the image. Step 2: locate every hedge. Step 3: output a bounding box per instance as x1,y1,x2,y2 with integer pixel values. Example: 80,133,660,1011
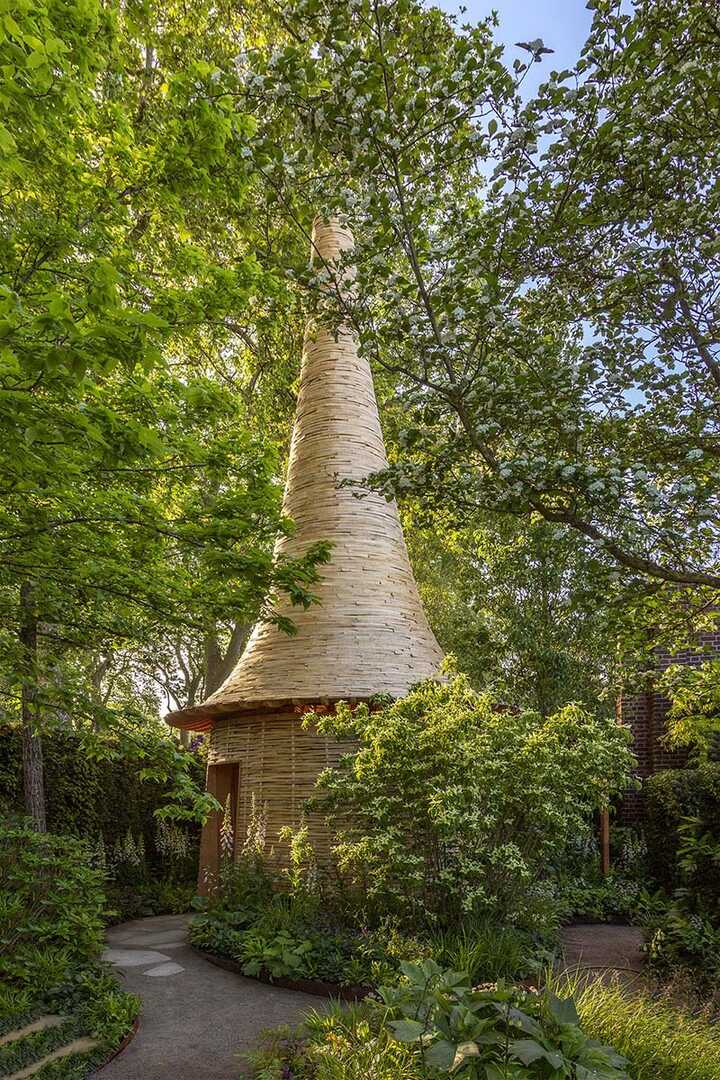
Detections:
643,764,720,890
0,822,106,991
0,726,202,871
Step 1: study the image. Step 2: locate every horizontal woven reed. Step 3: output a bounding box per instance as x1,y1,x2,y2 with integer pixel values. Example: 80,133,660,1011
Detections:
209,713,356,864
167,215,442,730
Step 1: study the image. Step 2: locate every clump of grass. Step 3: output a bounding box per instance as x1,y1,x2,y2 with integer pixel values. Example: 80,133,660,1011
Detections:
553,972,720,1080
431,922,536,983
249,1003,421,1080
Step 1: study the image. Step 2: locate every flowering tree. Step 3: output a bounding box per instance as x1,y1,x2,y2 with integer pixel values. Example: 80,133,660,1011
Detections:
239,0,720,620
312,677,635,928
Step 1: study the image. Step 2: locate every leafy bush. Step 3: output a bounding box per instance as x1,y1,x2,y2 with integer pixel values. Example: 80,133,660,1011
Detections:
250,964,630,1080
106,879,197,924
555,871,647,924
555,973,720,1080
0,821,105,991
643,765,720,894
641,790,720,989
311,677,635,929
380,959,628,1078
430,924,550,985
190,905,429,988
0,967,139,1076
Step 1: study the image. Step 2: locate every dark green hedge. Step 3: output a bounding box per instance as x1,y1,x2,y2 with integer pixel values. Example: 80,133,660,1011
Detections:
643,764,720,890
0,727,201,871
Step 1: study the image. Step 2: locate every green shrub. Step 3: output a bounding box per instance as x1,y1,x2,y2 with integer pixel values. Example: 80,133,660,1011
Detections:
250,964,631,1079
556,974,720,1080
311,677,635,930
555,870,647,923
643,765,720,893
0,967,139,1075
430,923,549,984
0,822,105,991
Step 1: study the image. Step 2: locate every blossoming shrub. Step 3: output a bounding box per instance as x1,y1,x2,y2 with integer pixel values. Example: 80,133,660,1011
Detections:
311,677,635,929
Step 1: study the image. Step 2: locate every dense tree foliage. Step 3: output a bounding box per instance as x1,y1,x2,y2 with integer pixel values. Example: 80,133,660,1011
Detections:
0,0,327,824
2,0,718,821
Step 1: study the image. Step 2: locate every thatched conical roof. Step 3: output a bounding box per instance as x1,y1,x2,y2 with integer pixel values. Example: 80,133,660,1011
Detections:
167,217,443,730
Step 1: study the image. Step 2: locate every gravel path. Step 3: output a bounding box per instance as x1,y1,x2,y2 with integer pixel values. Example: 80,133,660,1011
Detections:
98,915,324,1080
560,923,646,986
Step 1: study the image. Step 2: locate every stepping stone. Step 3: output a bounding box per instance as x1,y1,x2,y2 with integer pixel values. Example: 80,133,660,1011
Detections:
5,1036,99,1079
121,933,187,947
0,1016,65,1048
103,948,170,967
143,962,185,977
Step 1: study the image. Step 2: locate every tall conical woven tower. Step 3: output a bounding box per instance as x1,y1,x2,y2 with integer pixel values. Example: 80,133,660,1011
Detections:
167,216,443,884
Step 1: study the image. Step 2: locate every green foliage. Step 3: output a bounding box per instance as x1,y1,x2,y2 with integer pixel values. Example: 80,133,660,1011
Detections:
660,660,720,760
554,872,648,925
240,0,720,631
250,969,631,1080
555,973,720,1080
643,765,720,892
0,0,327,821
380,959,628,1078
312,677,635,928
0,724,202,855
0,822,105,991
640,769,720,989
190,902,428,990
429,924,549,986
408,515,619,714
0,967,139,1076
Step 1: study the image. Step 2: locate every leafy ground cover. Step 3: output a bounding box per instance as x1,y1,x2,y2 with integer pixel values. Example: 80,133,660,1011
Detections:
0,820,140,1078
249,962,631,1080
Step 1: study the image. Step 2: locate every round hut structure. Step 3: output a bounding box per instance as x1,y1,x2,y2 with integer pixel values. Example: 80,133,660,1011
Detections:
166,216,443,888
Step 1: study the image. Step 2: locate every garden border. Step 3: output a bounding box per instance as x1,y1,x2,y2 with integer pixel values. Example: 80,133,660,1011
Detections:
94,1016,140,1074
192,947,371,1001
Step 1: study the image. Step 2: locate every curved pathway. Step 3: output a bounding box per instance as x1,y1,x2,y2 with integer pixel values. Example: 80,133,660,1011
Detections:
560,923,646,986
98,915,324,1080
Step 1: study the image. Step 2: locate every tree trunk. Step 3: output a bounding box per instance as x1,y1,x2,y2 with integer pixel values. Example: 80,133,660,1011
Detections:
203,621,250,696
19,581,46,831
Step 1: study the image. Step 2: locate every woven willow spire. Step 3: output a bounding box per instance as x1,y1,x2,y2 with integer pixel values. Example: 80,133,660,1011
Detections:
168,216,442,728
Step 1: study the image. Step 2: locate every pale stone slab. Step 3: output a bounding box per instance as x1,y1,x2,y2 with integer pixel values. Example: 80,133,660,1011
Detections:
0,1016,65,1048
5,1037,99,1079
103,948,169,967
143,962,185,977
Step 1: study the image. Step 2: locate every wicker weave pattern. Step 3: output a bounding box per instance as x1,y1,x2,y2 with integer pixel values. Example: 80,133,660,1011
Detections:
209,714,355,863
193,216,442,715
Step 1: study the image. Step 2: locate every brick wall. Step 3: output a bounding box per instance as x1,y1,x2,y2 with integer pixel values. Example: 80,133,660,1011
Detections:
619,630,720,822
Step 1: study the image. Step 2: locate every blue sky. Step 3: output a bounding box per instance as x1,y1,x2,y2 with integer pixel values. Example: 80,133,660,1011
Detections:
436,0,593,95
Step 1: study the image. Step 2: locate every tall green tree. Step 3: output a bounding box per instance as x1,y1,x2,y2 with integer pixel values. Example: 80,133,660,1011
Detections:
0,0,325,826
408,512,618,715
240,0,720,638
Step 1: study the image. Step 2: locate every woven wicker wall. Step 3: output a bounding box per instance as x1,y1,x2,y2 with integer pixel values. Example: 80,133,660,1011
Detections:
209,713,356,864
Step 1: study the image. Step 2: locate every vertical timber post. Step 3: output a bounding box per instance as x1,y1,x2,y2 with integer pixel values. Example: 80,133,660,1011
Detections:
197,762,238,895
599,807,610,876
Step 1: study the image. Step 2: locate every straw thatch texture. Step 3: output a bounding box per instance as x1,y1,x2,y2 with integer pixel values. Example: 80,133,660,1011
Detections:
209,712,356,864
167,216,442,729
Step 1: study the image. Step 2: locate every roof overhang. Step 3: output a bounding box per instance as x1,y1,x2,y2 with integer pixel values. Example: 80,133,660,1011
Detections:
164,695,375,733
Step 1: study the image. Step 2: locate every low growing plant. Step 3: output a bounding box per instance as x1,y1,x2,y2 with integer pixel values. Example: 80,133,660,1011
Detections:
249,965,631,1080
380,958,628,1078
553,972,720,1080
0,821,105,991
